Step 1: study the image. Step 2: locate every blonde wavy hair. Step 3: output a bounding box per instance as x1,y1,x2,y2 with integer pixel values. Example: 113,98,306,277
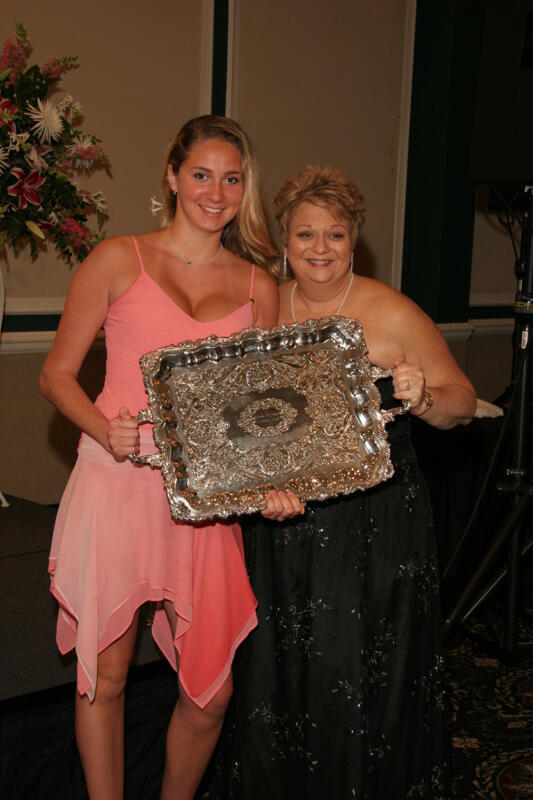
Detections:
162,115,277,272
273,165,366,277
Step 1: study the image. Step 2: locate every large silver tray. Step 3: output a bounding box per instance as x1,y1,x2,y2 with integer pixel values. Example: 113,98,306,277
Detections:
131,316,408,521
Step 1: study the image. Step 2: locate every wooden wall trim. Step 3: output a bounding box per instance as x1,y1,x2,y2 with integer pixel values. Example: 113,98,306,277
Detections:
0,331,104,355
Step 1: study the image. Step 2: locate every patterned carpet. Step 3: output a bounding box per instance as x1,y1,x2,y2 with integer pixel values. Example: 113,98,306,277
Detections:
446,603,533,799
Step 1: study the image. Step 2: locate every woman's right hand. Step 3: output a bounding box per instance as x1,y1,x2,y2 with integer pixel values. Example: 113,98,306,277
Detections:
262,490,305,521
107,407,140,462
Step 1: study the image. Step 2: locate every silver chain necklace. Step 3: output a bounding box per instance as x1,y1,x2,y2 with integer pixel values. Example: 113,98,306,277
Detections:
290,269,354,323
167,225,223,267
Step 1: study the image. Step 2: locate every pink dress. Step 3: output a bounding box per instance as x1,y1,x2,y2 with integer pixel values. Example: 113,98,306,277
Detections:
48,236,258,707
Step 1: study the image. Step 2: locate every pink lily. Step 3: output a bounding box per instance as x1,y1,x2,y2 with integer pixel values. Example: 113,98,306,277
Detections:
7,167,45,209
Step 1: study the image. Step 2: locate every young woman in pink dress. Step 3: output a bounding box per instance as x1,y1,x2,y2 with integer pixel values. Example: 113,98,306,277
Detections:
40,115,303,800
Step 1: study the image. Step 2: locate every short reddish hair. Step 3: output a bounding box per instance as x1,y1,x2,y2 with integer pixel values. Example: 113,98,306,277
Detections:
274,164,366,246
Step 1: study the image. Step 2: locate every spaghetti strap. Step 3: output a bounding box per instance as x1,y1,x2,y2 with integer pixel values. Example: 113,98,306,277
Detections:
129,236,146,274
249,264,256,303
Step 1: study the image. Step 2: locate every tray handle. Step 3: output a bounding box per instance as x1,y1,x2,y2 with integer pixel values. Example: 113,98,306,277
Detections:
370,366,411,423
128,408,164,468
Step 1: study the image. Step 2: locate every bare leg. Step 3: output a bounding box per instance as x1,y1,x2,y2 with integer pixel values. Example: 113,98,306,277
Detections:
160,601,233,800
75,610,139,799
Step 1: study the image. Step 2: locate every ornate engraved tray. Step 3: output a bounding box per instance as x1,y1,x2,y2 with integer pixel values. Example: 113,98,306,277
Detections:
131,316,408,521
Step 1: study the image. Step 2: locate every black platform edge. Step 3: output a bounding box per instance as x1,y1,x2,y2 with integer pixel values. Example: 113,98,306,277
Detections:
0,658,173,718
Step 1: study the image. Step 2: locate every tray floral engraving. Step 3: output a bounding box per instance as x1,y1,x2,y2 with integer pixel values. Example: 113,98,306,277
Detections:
131,317,408,521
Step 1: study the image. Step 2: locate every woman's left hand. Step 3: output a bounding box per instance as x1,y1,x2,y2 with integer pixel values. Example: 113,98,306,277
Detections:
261,490,306,521
392,357,425,408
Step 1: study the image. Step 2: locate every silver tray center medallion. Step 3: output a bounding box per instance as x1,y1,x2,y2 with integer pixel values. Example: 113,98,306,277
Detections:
233,393,302,439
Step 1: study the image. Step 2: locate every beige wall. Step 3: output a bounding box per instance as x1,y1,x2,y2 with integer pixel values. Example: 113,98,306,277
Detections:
444,322,512,403
229,0,414,283
464,324,513,402
2,0,415,300
1,0,210,304
470,186,517,309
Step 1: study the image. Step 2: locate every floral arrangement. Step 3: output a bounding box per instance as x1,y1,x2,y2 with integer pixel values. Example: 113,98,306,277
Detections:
0,23,110,264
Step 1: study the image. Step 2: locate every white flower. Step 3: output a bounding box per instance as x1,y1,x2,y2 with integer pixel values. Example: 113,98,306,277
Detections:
91,190,107,215
0,146,8,175
67,134,93,150
56,93,73,111
65,136,100,169
150,196,163,216
26,98,63,143
8,130,30,152
57,94,82,119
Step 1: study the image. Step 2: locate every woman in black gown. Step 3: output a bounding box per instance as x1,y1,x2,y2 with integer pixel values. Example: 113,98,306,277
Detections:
204,165,476,799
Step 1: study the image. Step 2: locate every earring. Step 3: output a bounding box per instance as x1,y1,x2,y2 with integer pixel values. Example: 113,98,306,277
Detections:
350,253,354,270
282,253,288,277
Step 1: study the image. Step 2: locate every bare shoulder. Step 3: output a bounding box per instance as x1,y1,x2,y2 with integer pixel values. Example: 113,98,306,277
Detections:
68,235,140,303
48,236,139,365
129,229,166,255
70,235,135,284
354,275,434,333
253,262,279,293
355,275,407,308
354,276,474,391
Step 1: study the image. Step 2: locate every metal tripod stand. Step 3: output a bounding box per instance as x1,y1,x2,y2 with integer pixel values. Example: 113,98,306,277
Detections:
443,186,533,651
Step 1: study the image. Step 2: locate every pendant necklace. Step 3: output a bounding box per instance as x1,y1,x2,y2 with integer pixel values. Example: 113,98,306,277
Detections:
290,269,354,323
167,225,223,267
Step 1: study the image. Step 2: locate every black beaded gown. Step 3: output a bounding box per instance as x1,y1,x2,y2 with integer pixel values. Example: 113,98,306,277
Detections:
202,378,451,800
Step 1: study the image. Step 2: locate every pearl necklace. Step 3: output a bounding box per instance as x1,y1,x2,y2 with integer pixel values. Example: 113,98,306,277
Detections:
290,269,354,323
167,225,223,267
